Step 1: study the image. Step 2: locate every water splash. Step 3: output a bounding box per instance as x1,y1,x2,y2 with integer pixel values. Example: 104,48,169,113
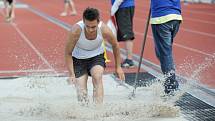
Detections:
0,76,183,121
178,53,215,83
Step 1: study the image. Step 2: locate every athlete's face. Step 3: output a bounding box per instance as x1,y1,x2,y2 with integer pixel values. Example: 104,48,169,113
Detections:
84,19,99,34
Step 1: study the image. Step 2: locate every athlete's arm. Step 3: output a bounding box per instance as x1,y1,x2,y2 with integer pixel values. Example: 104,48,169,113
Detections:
101,23,125,81
65,24,81,83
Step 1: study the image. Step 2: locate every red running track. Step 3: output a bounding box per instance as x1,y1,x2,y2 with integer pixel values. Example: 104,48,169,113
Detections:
0,0,215,88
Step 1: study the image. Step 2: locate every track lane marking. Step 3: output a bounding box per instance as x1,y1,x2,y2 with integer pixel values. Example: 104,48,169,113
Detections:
0,9,57,74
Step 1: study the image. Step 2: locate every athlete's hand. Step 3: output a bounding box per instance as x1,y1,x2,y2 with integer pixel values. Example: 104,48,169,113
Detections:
116,67,125,81
67,76,77,85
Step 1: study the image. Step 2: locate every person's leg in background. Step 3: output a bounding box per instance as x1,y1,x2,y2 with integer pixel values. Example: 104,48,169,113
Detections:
115,7,135,68
3,0,9,19
9,0,15,19
60,0,69,16
60,0,76,16
4,0,15,22
125,40,133,61
151,20,181,95
68,0,77,15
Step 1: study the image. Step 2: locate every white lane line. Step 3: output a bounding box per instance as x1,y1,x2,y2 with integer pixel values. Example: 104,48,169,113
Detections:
135,31,215,57
28,7,71,31
0,8,57,74
174,43,215,57
26,5,215,58
135,17,215,38
181,28,215,38
11,23,57,74
0,6,57,74
185,9,215,16
135,4,215,16
26,5,215,80
184,18,215,25
2,2,215,105
92,2,215,28
105,45,164,79
0,2,29,8
82,1,215,17
0,69,53,74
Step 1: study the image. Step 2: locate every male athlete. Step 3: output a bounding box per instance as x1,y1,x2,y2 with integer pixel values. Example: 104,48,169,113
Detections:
65,7,125,104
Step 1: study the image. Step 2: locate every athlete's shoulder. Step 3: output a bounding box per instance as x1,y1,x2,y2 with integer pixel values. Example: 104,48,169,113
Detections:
100,22,110,34
70,23,82,34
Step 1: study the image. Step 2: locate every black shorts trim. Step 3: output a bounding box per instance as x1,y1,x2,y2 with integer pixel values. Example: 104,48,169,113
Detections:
115,6,135,42
64,0,70,3
6,0,13,5
72,53,106,78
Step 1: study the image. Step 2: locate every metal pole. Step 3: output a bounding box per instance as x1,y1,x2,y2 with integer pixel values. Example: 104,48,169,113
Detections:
129,8,151,99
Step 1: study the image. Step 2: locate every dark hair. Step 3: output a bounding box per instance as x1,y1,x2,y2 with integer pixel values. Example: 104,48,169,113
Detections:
83,7,100,22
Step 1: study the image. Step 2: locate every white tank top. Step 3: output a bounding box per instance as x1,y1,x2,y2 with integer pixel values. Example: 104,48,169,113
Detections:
72,20,105,59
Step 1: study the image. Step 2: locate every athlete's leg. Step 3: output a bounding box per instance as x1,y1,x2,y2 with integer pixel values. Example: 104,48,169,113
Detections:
90,65,104,104
75,73,89,104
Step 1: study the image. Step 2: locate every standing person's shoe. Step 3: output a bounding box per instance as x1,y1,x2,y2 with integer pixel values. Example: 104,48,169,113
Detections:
164,74,179,95
121,59,134,68
5,17,12,23
70,11,77,16
60,12,67,16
